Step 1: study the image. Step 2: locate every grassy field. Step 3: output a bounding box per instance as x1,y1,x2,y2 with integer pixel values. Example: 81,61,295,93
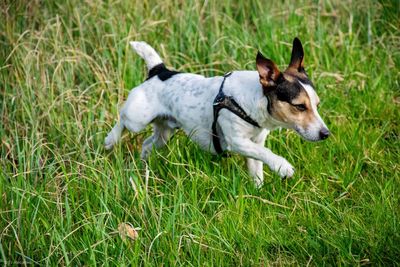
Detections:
1,0,399,265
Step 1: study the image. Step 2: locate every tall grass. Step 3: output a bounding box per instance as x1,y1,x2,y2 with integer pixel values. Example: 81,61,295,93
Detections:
1,0,399,265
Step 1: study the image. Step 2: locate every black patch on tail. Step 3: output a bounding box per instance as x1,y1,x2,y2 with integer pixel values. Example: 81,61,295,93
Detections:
147,63,180,81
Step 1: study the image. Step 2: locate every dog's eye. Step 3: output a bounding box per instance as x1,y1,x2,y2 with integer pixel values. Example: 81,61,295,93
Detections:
293,104,307,111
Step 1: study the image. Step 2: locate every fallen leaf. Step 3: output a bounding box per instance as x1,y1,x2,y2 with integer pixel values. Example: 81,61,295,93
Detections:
118,223,139,241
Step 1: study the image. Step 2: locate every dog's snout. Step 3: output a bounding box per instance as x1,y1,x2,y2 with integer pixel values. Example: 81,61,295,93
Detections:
319,128,330,140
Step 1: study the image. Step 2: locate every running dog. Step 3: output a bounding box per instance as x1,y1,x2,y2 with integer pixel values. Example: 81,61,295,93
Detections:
105,38,330,186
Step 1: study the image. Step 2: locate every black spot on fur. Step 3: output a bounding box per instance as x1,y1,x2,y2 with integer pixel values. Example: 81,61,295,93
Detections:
264,74,314,115
151,114,180,129
147,63,180,81
276,80,302,103
295,74,313,86
152,114,177,122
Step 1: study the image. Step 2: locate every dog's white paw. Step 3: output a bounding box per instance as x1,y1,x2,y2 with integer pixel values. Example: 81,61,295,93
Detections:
104,134,115,150
273,157,295,178
253,176,264,188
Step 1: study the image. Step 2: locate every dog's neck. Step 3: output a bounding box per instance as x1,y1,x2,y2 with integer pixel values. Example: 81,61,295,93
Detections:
221,71,284,130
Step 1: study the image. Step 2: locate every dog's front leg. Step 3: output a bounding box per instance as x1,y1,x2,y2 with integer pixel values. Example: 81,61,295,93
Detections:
247,158,264,187
246,130,269,187
227,136,294,179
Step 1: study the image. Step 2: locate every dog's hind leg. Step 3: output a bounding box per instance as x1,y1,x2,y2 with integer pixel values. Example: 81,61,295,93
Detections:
105,87,160,150
105,122,124,150
141,120,174,159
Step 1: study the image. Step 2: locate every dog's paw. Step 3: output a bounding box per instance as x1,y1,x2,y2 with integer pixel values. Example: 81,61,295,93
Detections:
253,176,264,188
104,135,115,150
140,145,151,160
273,158,295,178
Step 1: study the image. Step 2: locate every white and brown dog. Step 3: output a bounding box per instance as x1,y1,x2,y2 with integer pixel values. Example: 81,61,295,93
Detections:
105,38,330,186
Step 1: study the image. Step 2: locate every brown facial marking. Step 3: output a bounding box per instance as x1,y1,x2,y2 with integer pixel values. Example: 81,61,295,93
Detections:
284,68,308,81
283,73,294,83
267,80,317,130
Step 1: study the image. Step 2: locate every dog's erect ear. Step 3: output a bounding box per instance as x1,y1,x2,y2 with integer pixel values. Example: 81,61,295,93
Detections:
288,37,304,71
256,51,280,87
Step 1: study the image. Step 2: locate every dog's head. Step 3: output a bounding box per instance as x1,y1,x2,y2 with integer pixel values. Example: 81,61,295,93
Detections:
256,38,330,141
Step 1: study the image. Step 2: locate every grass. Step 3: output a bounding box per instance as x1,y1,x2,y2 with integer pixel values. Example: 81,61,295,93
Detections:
1,0,399,265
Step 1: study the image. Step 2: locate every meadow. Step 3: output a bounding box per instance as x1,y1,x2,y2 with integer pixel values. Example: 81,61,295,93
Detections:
1,0,399,265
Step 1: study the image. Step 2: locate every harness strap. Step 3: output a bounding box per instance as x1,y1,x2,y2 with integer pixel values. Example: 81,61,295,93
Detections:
212,72,261,154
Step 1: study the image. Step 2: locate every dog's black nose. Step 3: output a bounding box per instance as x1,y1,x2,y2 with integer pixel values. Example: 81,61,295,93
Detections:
319,128,330,140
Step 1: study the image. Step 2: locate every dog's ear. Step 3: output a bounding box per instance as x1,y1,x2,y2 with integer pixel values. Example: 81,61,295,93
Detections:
256,51,280,87
288,37,304,71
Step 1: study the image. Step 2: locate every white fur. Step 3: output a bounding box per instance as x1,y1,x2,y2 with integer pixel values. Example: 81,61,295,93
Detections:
105,42,327,186
129,41,163,70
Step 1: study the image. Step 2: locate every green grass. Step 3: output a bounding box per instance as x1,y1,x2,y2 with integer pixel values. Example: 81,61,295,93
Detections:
1,0,399,265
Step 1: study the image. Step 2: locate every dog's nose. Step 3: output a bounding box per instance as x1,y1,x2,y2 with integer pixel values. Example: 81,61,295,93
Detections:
319,128,330,140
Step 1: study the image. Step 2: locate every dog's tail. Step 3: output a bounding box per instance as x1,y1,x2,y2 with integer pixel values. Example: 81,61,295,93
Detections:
129,41,163,71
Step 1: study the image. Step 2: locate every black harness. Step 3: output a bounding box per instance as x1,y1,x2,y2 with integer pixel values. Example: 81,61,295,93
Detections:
212,72,261,154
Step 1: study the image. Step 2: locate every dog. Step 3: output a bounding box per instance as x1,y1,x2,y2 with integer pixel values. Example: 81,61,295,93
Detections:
105,38,330,186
